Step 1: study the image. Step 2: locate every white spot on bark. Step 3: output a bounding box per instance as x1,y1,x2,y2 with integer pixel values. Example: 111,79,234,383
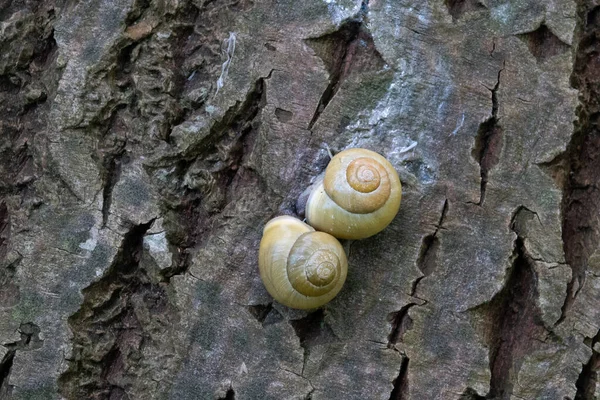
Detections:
322,0,361,26
491,4,511,24
398,141,418,153
143,231,172,270
239,362,248,374
79,226,99,251
216,32,236,95
452,113,465,136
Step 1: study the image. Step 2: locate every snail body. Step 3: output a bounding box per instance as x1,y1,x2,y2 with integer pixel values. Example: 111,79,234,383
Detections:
305,148,402,239
258,216,348,309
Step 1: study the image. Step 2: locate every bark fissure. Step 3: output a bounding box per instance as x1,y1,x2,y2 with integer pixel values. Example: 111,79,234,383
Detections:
0,350,15,397
459,387,486,399
0,322,43,396
574,329,600,400
218,386,236,400
555,2,600,326
444,0,486,21
2,322,43,352
387,304,415,348
473,208,548,400
99,137,127,228
307,20,362,130
388,356,409,400
0,3,57,197
516,24,570,63
411,199,448,295
247,303,284,327
0,242,21,310
305,6,383,131
0,202,9,260
304,388,315,400
160,247,191,282
486,237,543,399
158,77,266,282
58,219,184,399
472,66,504,205
290,310,339,375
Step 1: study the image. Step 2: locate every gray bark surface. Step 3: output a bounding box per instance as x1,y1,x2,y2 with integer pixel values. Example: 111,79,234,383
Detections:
0,0,598,399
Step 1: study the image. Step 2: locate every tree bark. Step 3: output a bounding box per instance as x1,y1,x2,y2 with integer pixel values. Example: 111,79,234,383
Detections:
0,0,598,399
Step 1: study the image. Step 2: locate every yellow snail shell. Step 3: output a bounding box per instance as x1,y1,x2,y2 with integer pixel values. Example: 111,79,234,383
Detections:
305,148,402,239
258,216,348,309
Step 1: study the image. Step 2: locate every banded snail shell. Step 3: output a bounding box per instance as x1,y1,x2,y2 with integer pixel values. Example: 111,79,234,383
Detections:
305,148,402,239
258,216,348,309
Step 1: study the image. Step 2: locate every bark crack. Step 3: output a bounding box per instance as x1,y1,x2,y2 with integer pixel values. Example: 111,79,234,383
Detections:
0,322,43,397
156,76,266,282
574,329,600,400
444,0,487,21
307,21,362,131
388,355,409,400
305,5,384,131
217,385,235,400
459,387,486,399
555,3,600,327
387,304,415,349
58,219,185,399
247,302,283,327
411,199,448,295
290,309,339,376
472,65,505,205
100,137,127,228
0,350,14,398
516,24,570,63
470,207,551,400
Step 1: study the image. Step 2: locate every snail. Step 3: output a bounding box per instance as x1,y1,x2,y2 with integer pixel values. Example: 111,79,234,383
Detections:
304,148,402,239
258,216,348,309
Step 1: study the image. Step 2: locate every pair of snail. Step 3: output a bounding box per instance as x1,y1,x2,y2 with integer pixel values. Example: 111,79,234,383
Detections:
258,148,402,309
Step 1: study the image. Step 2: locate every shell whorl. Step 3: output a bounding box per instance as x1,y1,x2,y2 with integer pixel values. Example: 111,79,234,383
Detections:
258,216,348,309
324,152,392,214
306,148,402,240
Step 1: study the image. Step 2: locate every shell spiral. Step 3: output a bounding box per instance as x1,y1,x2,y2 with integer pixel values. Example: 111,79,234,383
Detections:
258,216,348,309
306,148,402,239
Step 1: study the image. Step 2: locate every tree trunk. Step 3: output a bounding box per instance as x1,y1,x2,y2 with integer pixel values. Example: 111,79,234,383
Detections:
0,0,598,399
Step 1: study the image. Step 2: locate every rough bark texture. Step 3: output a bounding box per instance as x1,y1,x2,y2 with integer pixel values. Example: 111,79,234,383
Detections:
0,0,597,399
